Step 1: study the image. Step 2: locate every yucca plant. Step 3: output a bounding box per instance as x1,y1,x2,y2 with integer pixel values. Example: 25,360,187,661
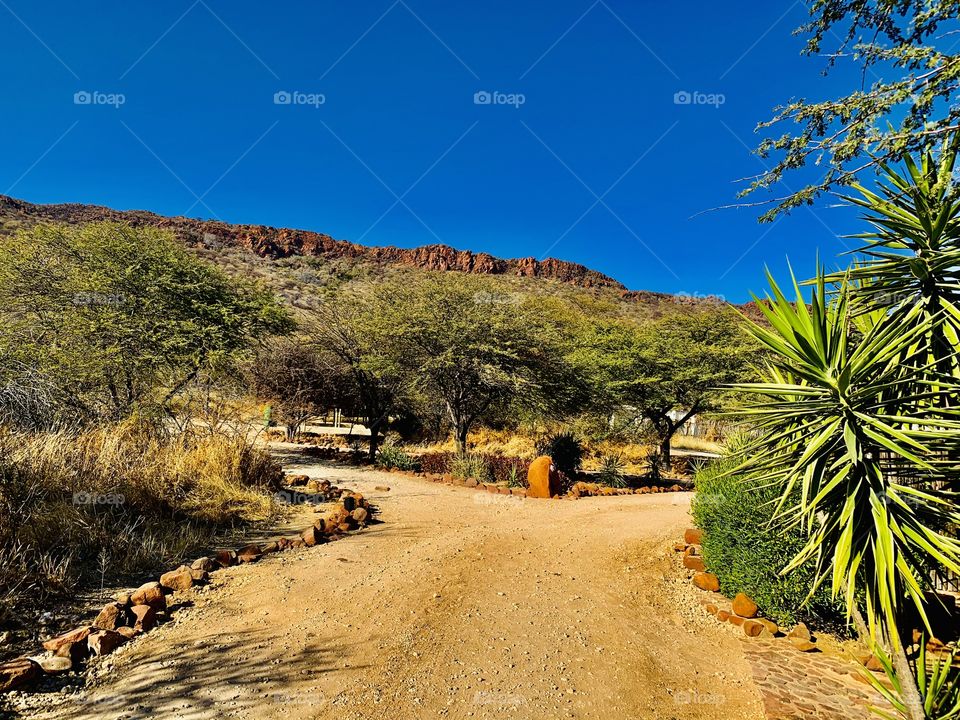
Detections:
866,640,960,720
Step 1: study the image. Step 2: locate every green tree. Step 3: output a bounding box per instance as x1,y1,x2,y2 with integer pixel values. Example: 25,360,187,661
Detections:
744,0,960,220
0,222,288,425
573,310,755,466
368,275,578,453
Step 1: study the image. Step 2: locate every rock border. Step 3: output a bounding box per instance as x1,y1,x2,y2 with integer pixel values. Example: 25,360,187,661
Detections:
0,478,374,694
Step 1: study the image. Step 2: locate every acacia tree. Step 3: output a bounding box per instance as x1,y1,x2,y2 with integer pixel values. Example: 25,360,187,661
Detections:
744,0,960,220
573,310,755,466
369,275,576,453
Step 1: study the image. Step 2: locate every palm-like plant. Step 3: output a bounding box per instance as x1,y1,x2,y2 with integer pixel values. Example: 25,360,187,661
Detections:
729,134,960,720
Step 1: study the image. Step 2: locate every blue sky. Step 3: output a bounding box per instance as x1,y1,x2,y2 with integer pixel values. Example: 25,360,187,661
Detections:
0,1,864,301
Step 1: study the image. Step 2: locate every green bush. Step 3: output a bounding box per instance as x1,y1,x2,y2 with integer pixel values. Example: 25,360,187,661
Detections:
375,441,418,471
450,453,492,483
691,446,845,626
596,453,627,487
536,431,583,477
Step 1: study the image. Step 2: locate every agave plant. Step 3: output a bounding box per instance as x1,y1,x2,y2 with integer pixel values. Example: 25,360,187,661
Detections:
866,640,960,720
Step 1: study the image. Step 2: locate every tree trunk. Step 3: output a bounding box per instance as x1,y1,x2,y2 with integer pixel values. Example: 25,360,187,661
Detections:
850,606,924,720
368,425,380,460
455,424,469,454
285,423,297,442
659,432,673,469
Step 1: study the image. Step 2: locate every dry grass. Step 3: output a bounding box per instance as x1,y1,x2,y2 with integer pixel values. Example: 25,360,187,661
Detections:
0,422,285,619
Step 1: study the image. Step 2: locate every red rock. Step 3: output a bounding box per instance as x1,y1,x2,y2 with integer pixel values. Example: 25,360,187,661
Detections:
261,541,280,554
0,658,42,692
87,629,127,656
527,456,561,499
498,485,511,495
131,604,157,632
732,593,759,618
93,602,127,631
692,572,720,592
683,528,703,545
276,538,291,551
682,555,706,572
301,527,322,547
160,566,194,592
673,543,687,553
42,626,94,652
214,549,237,567
237,544,262,563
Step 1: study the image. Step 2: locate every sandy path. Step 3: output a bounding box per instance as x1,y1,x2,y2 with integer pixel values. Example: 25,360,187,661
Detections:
37,459,764,720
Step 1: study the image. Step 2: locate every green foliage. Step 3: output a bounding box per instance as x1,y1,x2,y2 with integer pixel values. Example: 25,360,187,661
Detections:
692,446,845,626
376,440,418,472
746,1,960,220
537,431,583,477
450,452,492,483
0,222,289,426
596,453,627,487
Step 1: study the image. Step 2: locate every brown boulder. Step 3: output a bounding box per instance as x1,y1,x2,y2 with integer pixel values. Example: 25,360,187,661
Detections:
527,456,561,499
43,626,94,653
131,604,157,632
237,544,262,563
214,549,237,567
261,541,280,555
160,566,194,592
683,528,703,545
757,618,779,635
692,572,720,592
352,507,369,525
191,557,218,573
682,555,706,572
286,473,309,486
788,622,811,642
301,527,322,547
87,629,127,657
93,602,127,631
190,568,209,583
37,655,73,675
732,593,759,618
0,658,42,692
115,626,139,640
743,620,765,637
728,614,744,626
55,640,90,666
115,592,131,607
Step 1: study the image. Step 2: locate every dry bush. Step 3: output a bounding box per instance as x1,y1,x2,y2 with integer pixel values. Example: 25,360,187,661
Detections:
0,423,285,618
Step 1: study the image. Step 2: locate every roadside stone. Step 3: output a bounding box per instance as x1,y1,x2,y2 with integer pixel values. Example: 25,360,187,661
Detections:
673,542,686,552
301,527,322,547
55,640,90,666
115,592,131,607
683,528,703,544
342,496,357,512
705,603,719,615
788,622,811,642
87,629,127,657
36,655,73,675
728,614,745,627
511,487,526,497
93,602,127,631
527,456,561,499
743,620,765,637
42,627,94,653
716,610,731,621
130,604,157,632
286,474,309,486
732,593,759,618
159,566,194,592
757,618,779,635
261,541,280,555
0,658,42,692
237,544,262,563
191,557,217,573
692,572,720,592
352,507,369,525
115,626,139,639
374,485,390,491
790,638,819,652
189,568,209,583
682,555,706,572
214,549,237,567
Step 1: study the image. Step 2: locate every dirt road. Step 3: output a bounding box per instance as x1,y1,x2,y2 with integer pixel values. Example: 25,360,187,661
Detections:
38,458,764,720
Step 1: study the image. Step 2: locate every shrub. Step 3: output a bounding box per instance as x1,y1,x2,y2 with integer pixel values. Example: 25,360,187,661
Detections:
486,455,527,486
376,441,418,471
418,452,450,475
691,445,845,626
450,453,492,483
536,432,583,477
596,453,627,487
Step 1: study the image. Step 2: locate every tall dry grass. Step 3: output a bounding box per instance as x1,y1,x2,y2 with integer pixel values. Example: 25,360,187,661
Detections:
0,423,285,619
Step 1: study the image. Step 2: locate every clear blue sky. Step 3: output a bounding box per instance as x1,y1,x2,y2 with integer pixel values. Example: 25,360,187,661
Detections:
0,0,864,301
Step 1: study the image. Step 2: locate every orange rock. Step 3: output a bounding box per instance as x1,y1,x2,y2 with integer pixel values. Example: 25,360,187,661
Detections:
728,614,744,626
93,602,127,631
683,545,698,556
732,593,759,618
692,572,720,592
673,542,686,552
301,527,322,547
683,528,703,545
87,629,127,656
757,618,779,635
131,604,157,632
705,603,719,615
743,620,765,637
682,555,706,572
160,566,194,592
0,658,42,692
527,456,560,499
788,622,811,642
42,627,93,653
130,581,166,610
716,610,731,621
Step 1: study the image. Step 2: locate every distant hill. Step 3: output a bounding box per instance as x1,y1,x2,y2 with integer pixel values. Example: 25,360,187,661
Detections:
0,194,752,320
